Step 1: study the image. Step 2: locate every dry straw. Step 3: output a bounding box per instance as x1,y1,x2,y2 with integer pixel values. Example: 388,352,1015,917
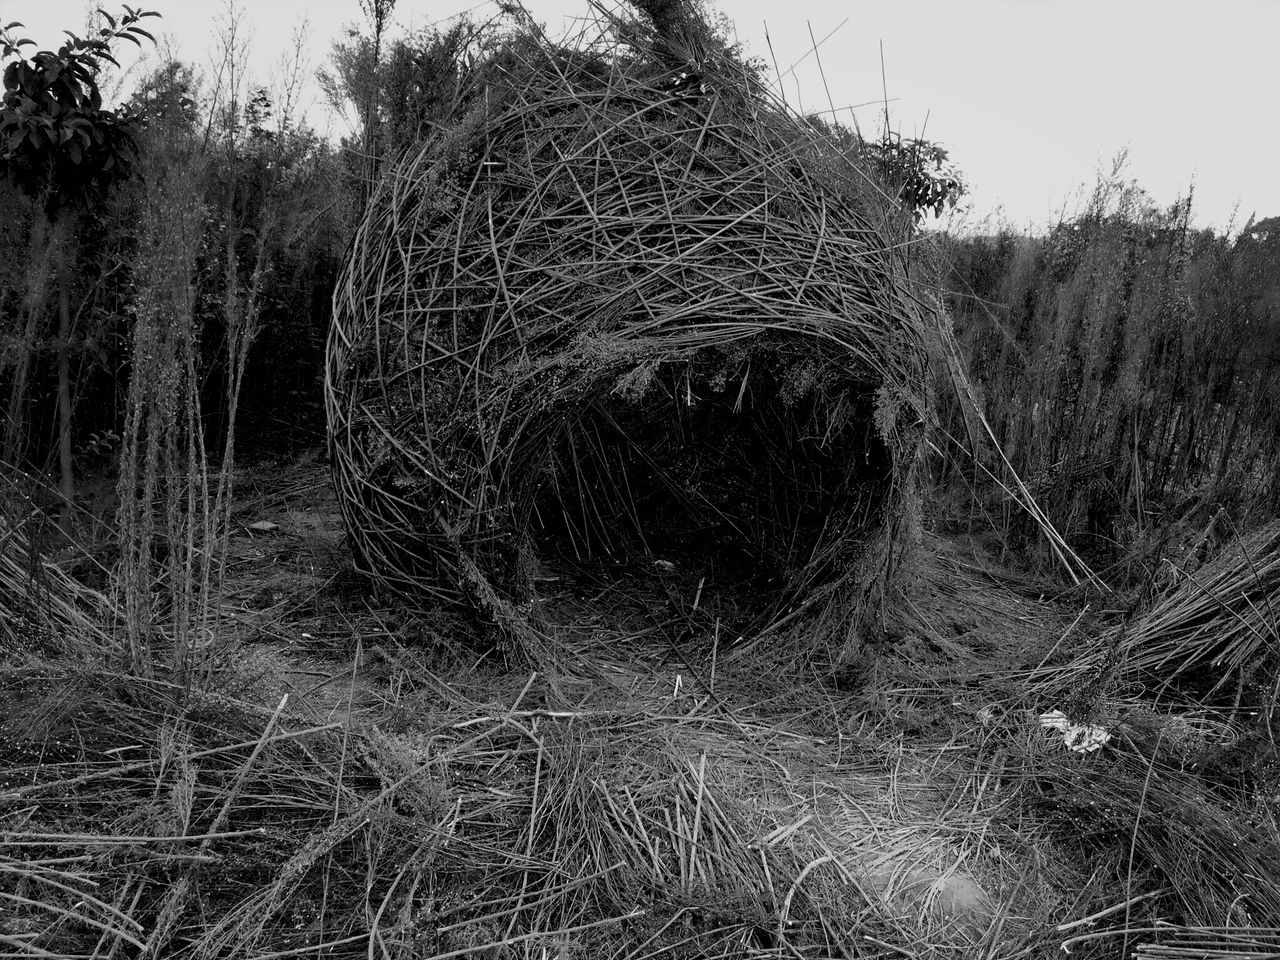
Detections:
0,647,1039,959
1122,521,1280,697
326,9,930,654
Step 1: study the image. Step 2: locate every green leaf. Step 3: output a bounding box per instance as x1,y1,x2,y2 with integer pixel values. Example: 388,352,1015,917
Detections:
128,26,155,43
3,21,23,30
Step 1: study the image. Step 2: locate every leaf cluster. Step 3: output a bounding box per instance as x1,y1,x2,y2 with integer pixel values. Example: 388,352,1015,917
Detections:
864,133,964,222
0,7,159,209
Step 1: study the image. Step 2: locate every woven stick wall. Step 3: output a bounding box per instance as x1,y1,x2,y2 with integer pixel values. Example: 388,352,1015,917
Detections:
325,17,929,648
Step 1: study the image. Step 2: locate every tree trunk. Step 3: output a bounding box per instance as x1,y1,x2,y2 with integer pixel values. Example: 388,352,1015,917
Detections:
56,229,75,536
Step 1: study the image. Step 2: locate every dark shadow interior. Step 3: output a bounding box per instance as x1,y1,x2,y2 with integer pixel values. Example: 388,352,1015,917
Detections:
525,359,892,603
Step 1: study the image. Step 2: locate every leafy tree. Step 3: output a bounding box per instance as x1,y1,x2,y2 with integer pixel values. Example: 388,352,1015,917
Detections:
862,133,965,223
0,13,151,205
316,0,396,198
0,7,158,532
319,13,493,190
128,57,201,133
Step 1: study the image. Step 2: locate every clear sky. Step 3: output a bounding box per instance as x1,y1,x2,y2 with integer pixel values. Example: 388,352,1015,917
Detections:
6,0,1278,233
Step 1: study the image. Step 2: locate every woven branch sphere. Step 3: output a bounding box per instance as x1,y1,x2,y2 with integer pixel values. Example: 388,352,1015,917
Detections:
326,31,929,643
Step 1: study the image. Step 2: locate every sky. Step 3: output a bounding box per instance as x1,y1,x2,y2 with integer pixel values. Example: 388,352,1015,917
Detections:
6,0,1278,233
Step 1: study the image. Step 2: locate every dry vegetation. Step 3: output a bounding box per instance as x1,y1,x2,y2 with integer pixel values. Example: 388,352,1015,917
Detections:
6,462,1279,957
2,2,1279,959
937,171,1280,579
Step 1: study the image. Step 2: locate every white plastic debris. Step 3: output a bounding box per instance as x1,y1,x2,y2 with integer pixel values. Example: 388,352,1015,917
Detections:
1038,710,1111,754
247,520,280,532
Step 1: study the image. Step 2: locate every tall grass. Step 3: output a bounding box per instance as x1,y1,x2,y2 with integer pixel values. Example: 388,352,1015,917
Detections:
115,107,211,680
937,168,1280,574
113,35,330,682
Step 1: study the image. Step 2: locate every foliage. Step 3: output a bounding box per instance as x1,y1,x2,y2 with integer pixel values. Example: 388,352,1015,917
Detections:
318,13,503,186
104,36,350,675
0,8,160,536
800,115,965,224
863,133,965,222
0,23,347,495
0,8,158,211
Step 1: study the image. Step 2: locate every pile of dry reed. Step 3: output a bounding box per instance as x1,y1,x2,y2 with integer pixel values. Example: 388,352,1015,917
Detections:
325,10,928,650
1121,521,1280,699
1132,926,1280,959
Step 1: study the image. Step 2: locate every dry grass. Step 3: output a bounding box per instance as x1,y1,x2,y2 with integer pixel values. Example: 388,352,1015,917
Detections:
0,471,1054,958
4,460,1279,958
0,666,1048,959
1115,520,1280,701
1130,926,1280,959
0,481,120,666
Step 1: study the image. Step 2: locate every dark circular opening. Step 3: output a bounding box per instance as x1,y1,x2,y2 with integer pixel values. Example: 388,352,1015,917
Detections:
523,355,892,608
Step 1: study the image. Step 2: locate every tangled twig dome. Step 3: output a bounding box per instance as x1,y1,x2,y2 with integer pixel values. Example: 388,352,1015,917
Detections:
325,14,929,650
